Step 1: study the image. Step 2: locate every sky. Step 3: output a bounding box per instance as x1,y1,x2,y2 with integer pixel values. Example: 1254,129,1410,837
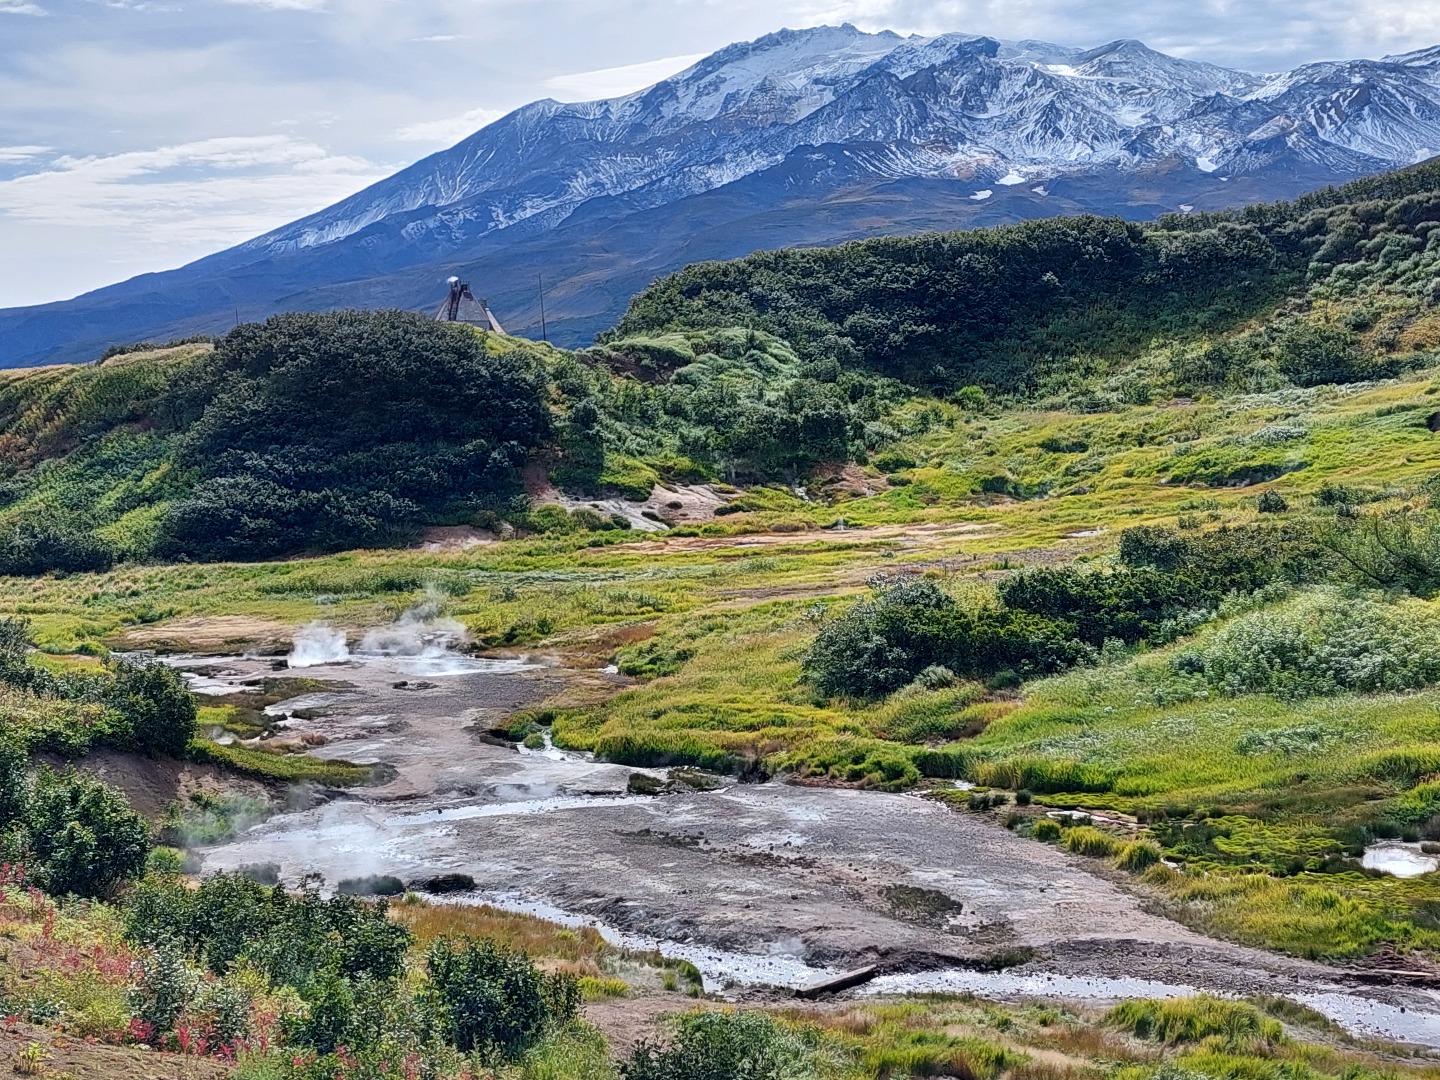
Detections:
3,0,1440,309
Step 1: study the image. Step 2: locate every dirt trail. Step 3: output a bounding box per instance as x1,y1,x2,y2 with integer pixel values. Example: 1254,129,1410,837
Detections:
175,651,1440,1047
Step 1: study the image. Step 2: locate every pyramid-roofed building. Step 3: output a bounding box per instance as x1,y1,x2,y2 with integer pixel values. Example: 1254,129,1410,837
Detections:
435,277,506,333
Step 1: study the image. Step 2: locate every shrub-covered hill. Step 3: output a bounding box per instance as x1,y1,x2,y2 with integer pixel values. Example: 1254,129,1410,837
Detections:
12,158,1440,569
609,158,1440,392
0,314,904,566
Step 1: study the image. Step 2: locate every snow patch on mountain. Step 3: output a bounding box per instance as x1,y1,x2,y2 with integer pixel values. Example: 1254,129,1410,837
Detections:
241,24,1440,263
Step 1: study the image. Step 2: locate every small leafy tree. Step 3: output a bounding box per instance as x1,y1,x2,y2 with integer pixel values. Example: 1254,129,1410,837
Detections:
103,658,196,758
425,938,578,1060
1,754,151,897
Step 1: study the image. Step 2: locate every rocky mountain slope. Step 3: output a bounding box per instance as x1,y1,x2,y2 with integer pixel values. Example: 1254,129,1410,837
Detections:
5,24,1440,366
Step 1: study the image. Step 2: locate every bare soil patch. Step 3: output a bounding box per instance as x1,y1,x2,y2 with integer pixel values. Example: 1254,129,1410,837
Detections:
52,748,271,820
116,616,296,655
412,525,496,552
0,1019,228,1080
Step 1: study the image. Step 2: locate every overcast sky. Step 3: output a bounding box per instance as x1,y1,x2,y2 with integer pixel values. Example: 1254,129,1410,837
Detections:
3,0,1440,309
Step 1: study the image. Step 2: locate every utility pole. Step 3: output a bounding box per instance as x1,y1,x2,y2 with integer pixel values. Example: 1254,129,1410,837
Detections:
537,273,549,343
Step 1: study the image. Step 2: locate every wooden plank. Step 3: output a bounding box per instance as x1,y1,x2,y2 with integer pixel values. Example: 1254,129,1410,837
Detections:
794,965,880,999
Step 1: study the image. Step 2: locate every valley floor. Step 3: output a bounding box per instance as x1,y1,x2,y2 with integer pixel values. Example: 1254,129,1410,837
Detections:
15,369,1440,1067
90,638,1440,1049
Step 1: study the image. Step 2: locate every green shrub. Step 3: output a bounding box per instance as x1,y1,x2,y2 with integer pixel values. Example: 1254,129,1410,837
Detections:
1032,819,1063,841
101,658,197,758
0,514,115,576
156,310,552,560
127,940,199,1040
1170,588,1440,698
1117,840,1164,871
804,579,1092,700
0,742,150,898
122,873,410,993
1256,491,1290,514
621,1011,820,1080
426,938,579,1060
0,618,195,759
1322,509,1440,597
997,566,1194,646
608,213,1285,391
1118,523,1326,599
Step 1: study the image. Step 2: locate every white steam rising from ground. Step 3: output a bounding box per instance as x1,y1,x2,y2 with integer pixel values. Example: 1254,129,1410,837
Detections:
288,623,351,668
357,588,467,659
285,587,536,676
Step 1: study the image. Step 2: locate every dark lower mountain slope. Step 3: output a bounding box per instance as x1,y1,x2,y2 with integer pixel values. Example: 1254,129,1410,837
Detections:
0,146,1364,367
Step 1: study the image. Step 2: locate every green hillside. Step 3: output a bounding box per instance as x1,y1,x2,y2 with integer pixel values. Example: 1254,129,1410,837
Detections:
8,158,1440,570
612,158,1440,393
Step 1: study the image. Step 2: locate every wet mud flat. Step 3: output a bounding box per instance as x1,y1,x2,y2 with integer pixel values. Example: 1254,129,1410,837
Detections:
180,651,1440,1049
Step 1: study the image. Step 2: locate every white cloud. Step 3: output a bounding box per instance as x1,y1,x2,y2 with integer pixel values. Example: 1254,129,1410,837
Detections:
396,106,506,145
0,0,46,14
0,135,388,302
222,0,326,9
544,52,710,101
0,146,51,163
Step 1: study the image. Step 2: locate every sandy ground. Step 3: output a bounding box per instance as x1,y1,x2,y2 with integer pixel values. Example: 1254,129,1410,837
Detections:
172,651,1440,1047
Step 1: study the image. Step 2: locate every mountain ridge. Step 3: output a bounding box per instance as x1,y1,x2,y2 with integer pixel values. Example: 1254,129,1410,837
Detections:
6,23,1440,366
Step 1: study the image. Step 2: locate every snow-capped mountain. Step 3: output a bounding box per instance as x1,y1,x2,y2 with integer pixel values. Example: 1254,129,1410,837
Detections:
6,24,1440,367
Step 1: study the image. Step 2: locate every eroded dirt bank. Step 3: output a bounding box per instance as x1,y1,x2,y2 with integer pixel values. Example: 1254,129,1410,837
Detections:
178,651,1440,1046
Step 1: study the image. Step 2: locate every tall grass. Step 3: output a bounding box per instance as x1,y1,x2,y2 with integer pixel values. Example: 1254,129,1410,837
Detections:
1106,997,1283,1050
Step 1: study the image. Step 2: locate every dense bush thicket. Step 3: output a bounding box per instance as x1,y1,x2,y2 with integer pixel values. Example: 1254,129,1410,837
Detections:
122,873,577,1066
611,159,1440,393
0,618,196,758
804,578,1090,699
1170,589,1440,699
0,514,116,575
609,216,1285,390
0,320,904,569
550,328,904,489
156,310,553,560
0,740,150,896
806,524,1331,700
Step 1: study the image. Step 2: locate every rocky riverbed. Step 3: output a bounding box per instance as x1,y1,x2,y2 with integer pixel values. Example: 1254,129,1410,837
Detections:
168,644,1440,1048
